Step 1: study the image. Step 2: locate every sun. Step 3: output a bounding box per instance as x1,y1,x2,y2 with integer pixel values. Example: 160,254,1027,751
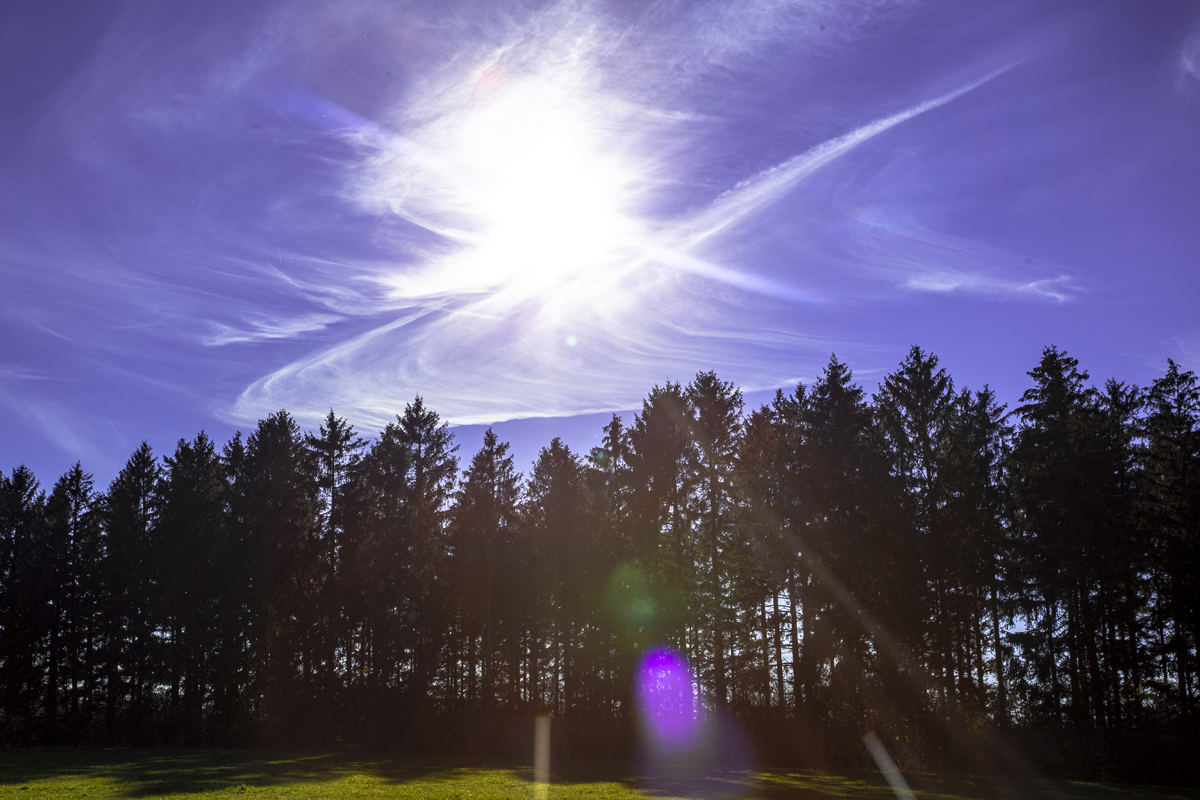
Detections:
448,75,638,289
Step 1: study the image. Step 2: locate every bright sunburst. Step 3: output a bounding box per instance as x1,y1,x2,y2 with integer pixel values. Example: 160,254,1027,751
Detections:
379,68,642,299
453,76,637,284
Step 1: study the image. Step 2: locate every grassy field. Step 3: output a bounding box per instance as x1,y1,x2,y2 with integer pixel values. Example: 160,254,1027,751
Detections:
0,749,1197,800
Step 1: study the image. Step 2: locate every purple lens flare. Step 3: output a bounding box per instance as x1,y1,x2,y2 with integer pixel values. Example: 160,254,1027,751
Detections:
636,645,703,752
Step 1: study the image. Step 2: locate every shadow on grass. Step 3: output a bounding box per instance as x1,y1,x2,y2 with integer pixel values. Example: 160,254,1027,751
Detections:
1,750,1198,800
632,766,1200,800
0,749,520,797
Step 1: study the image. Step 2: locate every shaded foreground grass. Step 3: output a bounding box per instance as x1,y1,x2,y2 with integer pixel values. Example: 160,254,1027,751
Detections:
0,749,1197,800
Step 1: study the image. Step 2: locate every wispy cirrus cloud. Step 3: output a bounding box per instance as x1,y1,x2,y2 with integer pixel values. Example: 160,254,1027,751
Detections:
204,313,342,346
5,0,1133,459
0,388,102,465
846,214,1078,302
1165,332,1200,374
0,365,55,382
227,0,1047,428
1182,27,1200,84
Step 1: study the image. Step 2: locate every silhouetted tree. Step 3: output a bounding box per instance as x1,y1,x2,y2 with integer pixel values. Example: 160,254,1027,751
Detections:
1,350,1198,776
1144,360,1200,723
0,466,46,742
99,443,160,742
448,428,521,709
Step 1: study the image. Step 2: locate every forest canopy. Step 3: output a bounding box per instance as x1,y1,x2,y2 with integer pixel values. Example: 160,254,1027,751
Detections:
1,346,1197,781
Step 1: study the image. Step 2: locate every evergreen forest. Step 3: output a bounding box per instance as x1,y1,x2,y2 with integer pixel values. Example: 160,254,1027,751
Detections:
1,346,1197,781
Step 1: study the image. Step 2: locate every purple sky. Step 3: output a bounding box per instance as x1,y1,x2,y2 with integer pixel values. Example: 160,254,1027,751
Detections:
2,0,1199,486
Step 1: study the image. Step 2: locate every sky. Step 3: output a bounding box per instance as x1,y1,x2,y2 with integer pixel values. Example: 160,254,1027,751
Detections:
2,0,1199,488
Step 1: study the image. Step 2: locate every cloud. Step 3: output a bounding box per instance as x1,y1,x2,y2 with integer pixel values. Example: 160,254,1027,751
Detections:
669,68,1012,252
204,313,342,346
232,85,1009,424
223,1,1035,428
848,215,1079,302
231,278,838,428
1165,332,1200,373
0,389,101,464
904,268,1075,301
0,366,54,382
1183,28,1200,84
2,0,1073,440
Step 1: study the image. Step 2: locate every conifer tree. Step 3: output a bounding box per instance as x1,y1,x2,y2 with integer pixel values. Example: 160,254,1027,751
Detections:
241,413,319,744
303,411,364,738
43,463,103,743
874,347,954,680
449,428,521,708
0,466,46,742
1144,360,1200,719
157,434,228,744
99,443,160,741
942,387,1013,718
524,438,586,716
686,371,744,707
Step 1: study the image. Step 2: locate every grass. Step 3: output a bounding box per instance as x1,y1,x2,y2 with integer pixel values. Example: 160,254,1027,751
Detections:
0,749,1197,800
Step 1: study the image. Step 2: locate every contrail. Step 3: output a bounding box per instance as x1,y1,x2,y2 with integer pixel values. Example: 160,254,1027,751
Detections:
636,66,1018,304
674,65,1018,252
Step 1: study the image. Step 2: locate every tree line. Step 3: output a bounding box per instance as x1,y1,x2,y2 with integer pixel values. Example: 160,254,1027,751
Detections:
0,346,1196,778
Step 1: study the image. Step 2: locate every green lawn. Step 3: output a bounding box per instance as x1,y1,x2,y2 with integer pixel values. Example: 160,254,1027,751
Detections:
0,749,1196,800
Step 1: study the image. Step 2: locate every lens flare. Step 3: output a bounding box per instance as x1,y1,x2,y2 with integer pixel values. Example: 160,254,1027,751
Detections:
636,646,702,752
604,563,657,631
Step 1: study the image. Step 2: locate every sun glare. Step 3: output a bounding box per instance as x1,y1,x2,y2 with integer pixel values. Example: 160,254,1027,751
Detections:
447,77,638,288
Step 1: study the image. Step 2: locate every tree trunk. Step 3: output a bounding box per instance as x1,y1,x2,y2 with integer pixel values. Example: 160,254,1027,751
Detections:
774,592,785,710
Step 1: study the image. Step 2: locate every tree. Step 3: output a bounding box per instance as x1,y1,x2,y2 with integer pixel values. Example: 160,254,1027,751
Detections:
1009,346,1142,727
734,405,791,711
1144,360,1200,721
240,413,319,745
941,387,1014,718
874,346,954,686
43,463,104,743
303,411,365,739
99,443,160,742
685,371,744,707
448,428,521,709
625,383,695,652
157,434,229,744
794,355,896,733
0,466,46,743
360,397,457,743
524,438,587,716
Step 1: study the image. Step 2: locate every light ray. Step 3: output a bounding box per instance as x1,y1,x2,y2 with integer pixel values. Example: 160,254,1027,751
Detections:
863,733,917,800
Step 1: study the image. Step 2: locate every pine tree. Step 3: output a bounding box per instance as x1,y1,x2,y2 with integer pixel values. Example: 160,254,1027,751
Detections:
0,466,46,743
524,438,586,716
99,443,160,741
43,463,104,743
241,413,320,745
795,355,890,729
157,434,229,744
360,398,457,742
874,347,954,688
942,388,1014,718
303,411,364,740
685,371,743,707
1144,360,1200,721
625,382,696,657
449,428,521,709
1009,346,1138,725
